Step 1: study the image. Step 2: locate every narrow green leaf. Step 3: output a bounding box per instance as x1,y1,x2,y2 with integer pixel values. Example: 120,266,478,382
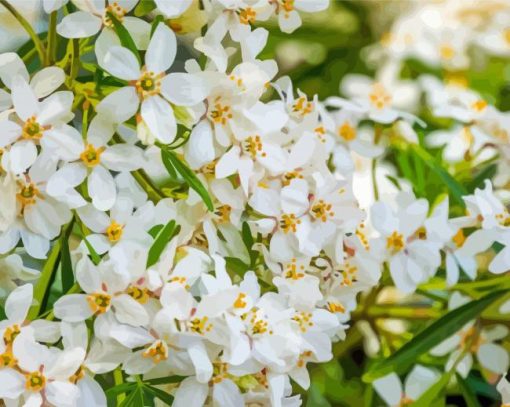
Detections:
83,236,101,265
107,12,141,64
412,372,452,407
134,0,156,16
161,149,214,211
225,256,250,278
147,219,180,268
0,305,6,320
150,15,165,37
410,144,467,207
27,240,62,320
143,384,174,406
105,382,137,397
144,376,185,386
457,374,482,407
61,218,75,291
363,289,509,382
241,221,256,266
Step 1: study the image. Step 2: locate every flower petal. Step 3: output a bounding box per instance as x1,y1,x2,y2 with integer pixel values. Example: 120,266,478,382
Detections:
96,86,139,123
145,24,177,73
5,283,32,323
57,11,102,38
141,95,176,144
161,73,210,106
102,46,140,80
89,165,117,211
54,294,94,322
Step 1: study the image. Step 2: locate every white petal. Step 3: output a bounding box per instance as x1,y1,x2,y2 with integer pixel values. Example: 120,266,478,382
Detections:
173,377,208,407
46,381,80,407
154,0,192,17
141,95,176,144
295,0,329,12
46,163,88,208
11,75,39,121
102,46,140,80
161,73,210,106
184,120,215,169
43,125,83,161
96,86,139,123
7,141,37,174
112,294,149,326
489,246,510,274
373,373,402,406
77,376,107,407
54,294,94,322
478,343,509,374
278,9,301,34
57,12,102,38
0,120,21,148
188,341,213,383
37,91,74,125
404,365,440,400
0,368,24,399
87,114,116,147
89,165,117,211
101,145,144,171
123,17,151,50
145,24,176,73
20,229,49,259
5,283,32,323
0,52,29,88
76,256,102,293
215,146,240,179
213,379,244,407
30,67,65,98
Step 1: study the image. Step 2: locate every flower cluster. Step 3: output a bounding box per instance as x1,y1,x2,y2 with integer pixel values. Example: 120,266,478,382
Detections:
0,0,509,406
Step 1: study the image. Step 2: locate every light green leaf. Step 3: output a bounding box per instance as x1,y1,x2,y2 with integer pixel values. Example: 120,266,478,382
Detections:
363,289,509,382
107,12,141,64
160,148,214,211
146,219,180,268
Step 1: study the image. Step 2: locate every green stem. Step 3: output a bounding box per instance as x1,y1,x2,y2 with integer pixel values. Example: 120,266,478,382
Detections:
0,0,46,64
113,368,126,404
47,11,58,65
371,158,379,201
68,39,80,86
131,169,165,203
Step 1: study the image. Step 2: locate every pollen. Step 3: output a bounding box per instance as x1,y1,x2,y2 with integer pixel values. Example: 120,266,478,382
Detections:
369,83,392,110
282,171,303,186
106,220,124,242
3,324,21,345
211,362,229,384
126,286,150,304
80,144,105,167
134,69,163,99
214,204,232,224
459,326,483,353
279,213,301,234
69,365,85,384
327,302,345,313
311,199,335,222
142,340,168,363
387,231,405,253
415,226,427,240
234,293,247,308
315,126,327,143
208,98,233,125
471,99,488,112
25,371,46,392
338,121,356,141
439,44,455,60
452,229,466,248
281,0,294,13
86,292,111,314
292,96,313,117
243,135,266,158
292,311,313,333
0,349,17,368
189,316,213,335
170,276,190,290
103,2,127,27
285,258,305,280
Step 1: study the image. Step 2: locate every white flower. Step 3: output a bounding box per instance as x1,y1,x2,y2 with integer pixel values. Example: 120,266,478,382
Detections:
373,365,440,406
97,24,210,144
0,254,39,298
275,0,329,34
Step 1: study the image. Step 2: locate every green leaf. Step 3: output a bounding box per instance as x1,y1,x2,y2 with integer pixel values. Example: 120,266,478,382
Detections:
27,240,62,320
61,218,74,292
143,384,174,406
225,256,250,278
144,376,185,386
363,289,509,382
412,372,452,407
147,219,180,268
241,221,256,266
161,148,214,211
457,374,482,407
150,15,165,37
83,236,102,265
410,144,467,207
107,12,141,64
105,382,137,398
134,0,156,16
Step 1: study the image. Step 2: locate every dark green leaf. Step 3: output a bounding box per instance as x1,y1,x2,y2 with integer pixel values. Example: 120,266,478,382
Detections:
143,384,174,406
363,289,509,382
147,220,180,268
161,149,214,211
410,144,467,207
83,236,102,265
107,12,141,64
457,374,482,407
225,256,250,278
134,0,156,16
144,376,185,386
241,221,256,266
61,218,75,292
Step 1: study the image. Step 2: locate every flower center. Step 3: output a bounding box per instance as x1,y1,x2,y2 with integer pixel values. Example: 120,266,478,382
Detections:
310,199,334,222
387,231,405,253
135,70,162,99
208,98,233,125
103,2,127,27
292,311,313,333
16,181,41,215
459,326,483,353
315,126,327,143
369,83,392,110
211,362,229,384
279,213,301,234
142,340,168,363
471,99,487,112
242,135,266,159
282,171,303,186
106,220,124,242
0,350,17,368
126,286,150,304
22,116,45,140
3,324,21,345
189,317,213,335
239,7,257,24
439,44,455,60
399,397,414,407
504,28,510,45
214,205,232,224
242,309,272,336
284,258,305,280
80,144,105,167
233,293,247,309
86,293,111,314
170,276,190,290
452,229,466,248
496,211,510,227
327,302,345,313
338,121,356,141
281,0,294,13
25,371,46,392
292,96,313,117
69,365,85,384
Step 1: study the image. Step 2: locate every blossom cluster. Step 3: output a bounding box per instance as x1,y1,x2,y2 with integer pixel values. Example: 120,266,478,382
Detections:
0,0,509,406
